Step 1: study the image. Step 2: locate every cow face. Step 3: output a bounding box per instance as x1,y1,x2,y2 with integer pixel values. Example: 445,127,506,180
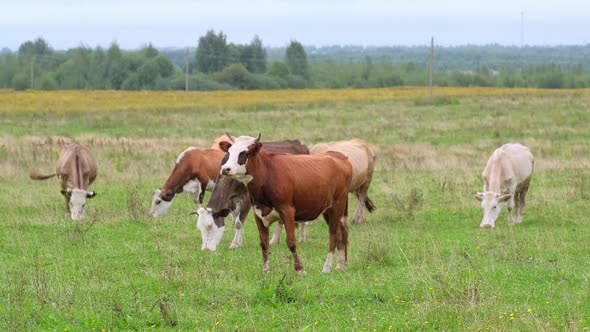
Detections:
150,189,174,217
219,134,261,183
68,188,96,220
474,192,511,228
195,207,226,251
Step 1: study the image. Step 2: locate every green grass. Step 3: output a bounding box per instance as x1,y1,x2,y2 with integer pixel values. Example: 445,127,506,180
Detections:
1,89,589,331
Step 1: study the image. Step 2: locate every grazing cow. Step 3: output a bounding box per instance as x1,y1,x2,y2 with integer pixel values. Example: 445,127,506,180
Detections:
193,175,252,251
195,137,310,250
30,143,98,220
219,134,352,274
150,148,224,217
474,143,534,228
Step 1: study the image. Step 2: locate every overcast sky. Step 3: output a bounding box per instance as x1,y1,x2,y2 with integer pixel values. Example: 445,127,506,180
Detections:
2,0,589,50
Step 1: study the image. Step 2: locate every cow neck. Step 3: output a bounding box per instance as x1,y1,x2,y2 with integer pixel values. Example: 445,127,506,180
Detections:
486,163,503,193
245,150,269,202
162,156,195,194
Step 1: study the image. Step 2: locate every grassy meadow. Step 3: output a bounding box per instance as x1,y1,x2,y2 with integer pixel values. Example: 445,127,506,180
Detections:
0,87,589,331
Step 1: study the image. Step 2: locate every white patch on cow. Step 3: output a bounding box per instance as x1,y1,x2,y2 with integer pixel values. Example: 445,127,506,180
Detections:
150,189,174,217
220,135,258,178
196,207,225,251
69,189,88,220
254,206,281,227
176,147,197,164
206,180,216,190
322,252,334,273
183,179,200,195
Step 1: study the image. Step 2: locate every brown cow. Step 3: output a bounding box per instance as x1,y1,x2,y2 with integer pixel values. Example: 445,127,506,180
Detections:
30,143,98,220
195,136,310,251
150,147,225,217
219,134,352,274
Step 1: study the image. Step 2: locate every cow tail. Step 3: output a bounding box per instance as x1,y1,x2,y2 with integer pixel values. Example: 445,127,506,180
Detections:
30,172,57,180
365,196,376,213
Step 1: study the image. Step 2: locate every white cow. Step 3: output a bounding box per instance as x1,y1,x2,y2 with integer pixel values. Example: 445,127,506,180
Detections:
474,143,534,228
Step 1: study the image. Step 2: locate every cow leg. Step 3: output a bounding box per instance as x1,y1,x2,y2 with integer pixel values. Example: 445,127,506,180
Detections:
337,199,349,271
353,181,371,224
516,188,528,224
195,183,206,210
229,212,244,249
507,185,517,225
270,222,282,245
278,207,305,275
298,222,307,243
254,216,270,272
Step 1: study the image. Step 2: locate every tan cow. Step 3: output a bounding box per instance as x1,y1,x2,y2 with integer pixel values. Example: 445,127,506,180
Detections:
30,143,98,220
311,139,376,224
474,143,534,228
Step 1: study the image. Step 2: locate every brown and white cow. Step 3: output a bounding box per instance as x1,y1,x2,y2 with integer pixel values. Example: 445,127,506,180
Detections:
150,148,224,217
30,143,98,220
219,134,352,274
474,143,534,228
195,137,310,251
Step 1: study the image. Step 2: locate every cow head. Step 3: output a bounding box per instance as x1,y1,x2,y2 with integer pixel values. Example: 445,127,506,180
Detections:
150,189,175,217
219,134,261,183
62,188,96,220
193,207,228,251
474,192,511,228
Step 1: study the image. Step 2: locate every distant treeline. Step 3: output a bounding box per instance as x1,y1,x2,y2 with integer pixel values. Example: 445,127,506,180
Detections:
2,32,590,91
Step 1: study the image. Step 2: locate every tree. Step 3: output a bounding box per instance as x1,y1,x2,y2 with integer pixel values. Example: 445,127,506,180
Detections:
195,30,229,73
285,40,309,79
239,36,267,73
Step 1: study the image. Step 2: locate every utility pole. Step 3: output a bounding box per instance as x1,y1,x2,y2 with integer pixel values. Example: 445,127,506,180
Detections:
185,48,189,92
429,36,434,100
520,12,524,47
30,55,35,89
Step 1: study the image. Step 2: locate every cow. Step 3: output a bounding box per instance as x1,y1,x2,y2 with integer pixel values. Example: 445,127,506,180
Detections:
150,148,225,217
30,143,98,220
474,143,534,228
193,175,252,251
219,134,352,274
194,136,310,251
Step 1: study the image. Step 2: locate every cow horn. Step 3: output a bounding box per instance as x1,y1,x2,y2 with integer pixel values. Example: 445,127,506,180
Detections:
188,210,199,216
255,133,261,143
225,132,235,143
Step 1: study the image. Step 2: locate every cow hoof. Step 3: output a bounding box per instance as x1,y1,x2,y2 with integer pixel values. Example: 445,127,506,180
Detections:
481,224,492,229
297,270,307,277
201,247,210,251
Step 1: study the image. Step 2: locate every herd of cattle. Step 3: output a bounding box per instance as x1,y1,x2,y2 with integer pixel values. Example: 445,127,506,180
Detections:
29,134,534,274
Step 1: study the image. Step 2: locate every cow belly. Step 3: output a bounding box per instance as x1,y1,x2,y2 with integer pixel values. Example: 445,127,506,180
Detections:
254,207,281,227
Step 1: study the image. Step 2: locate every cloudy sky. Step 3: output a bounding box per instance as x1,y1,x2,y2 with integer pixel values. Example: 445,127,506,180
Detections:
1,0,589,50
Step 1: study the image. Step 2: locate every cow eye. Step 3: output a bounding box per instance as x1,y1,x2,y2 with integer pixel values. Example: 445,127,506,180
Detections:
155,199,161,205
492,205,497,209
237,151,248,165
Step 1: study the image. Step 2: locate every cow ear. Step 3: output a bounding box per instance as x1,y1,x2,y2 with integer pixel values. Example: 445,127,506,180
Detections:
249,142,262,156
474,192,483,202
219,141,232,152
86,191,97,199
498,193,512,202
60,189,67,196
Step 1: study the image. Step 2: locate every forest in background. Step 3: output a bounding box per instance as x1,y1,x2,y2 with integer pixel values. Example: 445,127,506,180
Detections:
2,30,590,91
